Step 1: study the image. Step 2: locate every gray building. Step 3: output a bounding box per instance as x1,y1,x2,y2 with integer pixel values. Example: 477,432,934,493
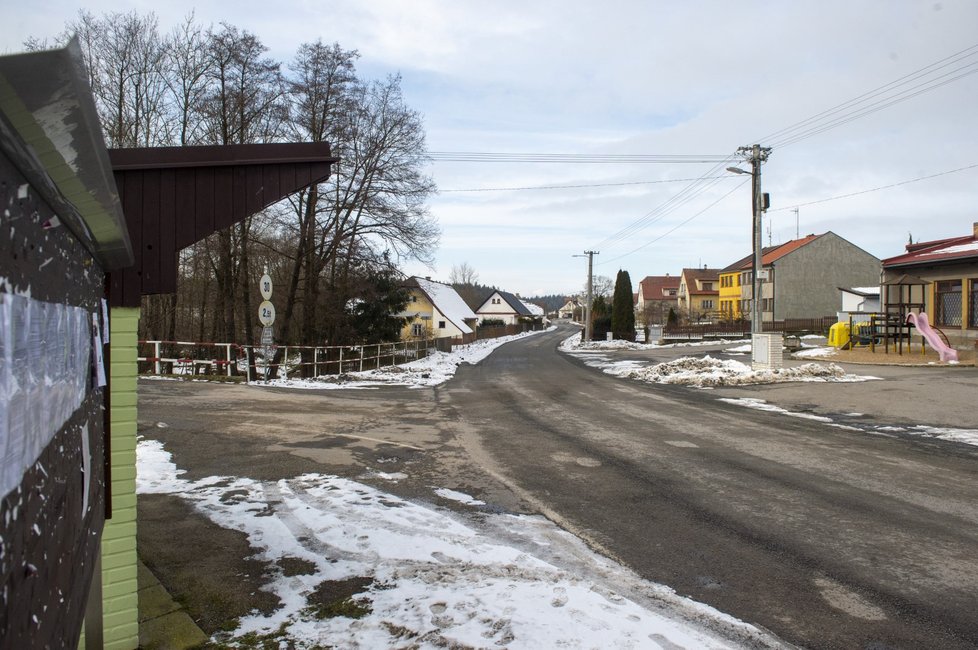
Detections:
734,232,880,320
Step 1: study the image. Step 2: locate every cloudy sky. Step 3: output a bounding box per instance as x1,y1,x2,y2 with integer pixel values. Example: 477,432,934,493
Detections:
4,1,977,297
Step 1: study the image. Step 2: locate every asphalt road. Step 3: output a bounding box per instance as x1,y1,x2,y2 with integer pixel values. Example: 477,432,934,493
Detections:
441,324,978,649
139,324,978,649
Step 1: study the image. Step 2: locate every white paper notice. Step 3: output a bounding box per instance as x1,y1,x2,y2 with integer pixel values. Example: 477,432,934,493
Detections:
92,312,106,388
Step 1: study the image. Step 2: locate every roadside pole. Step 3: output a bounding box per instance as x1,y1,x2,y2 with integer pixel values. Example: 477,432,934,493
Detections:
258,267,276,381
584,250,598,342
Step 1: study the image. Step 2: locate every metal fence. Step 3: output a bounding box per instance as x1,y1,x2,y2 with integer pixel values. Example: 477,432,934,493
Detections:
138,338,435,380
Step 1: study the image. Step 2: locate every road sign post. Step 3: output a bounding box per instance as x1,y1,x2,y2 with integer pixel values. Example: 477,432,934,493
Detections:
258,267,275,381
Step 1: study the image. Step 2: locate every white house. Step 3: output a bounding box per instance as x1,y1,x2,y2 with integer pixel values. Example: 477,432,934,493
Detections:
476,290,534,325
840,286,881,314
558,299,581,319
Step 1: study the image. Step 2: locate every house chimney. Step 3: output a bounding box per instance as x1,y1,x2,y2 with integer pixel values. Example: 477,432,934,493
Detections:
973,222,978,238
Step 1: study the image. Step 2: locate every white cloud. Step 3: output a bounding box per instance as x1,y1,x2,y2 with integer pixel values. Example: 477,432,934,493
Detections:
6,0,977,295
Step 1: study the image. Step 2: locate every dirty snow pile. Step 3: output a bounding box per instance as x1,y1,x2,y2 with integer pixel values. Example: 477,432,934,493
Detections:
260,328,553,390
607,356,869,387
571,337,750,351
561,333,873,387
137,440,776,649
793,347,838,359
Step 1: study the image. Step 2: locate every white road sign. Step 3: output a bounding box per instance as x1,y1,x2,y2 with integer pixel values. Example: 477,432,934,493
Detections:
258,300,276,326
259,273,273,300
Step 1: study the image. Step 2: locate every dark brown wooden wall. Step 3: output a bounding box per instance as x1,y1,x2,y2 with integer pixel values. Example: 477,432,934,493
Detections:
0,149,106,650
107,144,334,308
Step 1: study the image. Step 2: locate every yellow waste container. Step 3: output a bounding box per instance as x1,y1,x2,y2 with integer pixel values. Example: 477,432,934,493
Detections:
828,322,850,348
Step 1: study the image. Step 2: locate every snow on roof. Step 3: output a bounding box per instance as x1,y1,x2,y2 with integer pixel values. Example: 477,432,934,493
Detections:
497,290,533,316
883,229,978,267
841,286,880,297
923,240,978,256
520,300,545,317
413,277,477,334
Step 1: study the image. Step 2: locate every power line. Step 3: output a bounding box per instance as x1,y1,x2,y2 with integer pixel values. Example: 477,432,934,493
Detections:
427,151,730,164
593,43,978,258
591,155,740,250
760,43,978,148
769,162,978,212
598,178,750,265
438,175,729,193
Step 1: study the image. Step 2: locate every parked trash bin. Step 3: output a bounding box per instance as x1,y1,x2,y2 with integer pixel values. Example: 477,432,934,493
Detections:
828,322,850,348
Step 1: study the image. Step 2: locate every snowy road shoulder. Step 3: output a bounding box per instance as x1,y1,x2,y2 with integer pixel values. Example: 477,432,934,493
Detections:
254,328,554,390
137,439,785,649
560,333,879,388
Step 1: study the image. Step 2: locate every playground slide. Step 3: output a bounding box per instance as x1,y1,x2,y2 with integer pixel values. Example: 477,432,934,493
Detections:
905,312,959,362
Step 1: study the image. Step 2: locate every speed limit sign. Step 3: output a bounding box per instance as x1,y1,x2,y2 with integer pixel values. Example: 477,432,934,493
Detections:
259,273,273,300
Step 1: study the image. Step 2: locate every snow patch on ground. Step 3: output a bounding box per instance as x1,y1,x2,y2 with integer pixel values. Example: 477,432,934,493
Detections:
794,347,838,359
716,399,978,448
717,397,834,422
433,487,486,506
136,440,776,649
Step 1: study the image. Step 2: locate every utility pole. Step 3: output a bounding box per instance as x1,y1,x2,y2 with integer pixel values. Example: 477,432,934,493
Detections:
583,250,598,341
732,144,770,336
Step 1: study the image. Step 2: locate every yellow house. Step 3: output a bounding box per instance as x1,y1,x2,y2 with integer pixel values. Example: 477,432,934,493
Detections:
719,255,751,321
400,277,478,340
678,268,721,322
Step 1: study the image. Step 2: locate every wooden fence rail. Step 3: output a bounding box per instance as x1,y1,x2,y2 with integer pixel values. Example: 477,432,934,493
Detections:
138,338,435,380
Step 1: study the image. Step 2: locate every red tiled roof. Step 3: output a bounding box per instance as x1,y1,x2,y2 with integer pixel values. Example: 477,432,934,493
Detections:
722,234,821,271
882,232,978,267
680,268,720,295
638,275,680,300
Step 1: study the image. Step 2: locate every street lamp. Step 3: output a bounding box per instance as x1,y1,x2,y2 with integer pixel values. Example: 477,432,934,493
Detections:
726,148,766,340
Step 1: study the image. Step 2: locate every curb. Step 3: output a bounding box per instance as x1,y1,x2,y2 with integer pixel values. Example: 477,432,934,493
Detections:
138,559,209,649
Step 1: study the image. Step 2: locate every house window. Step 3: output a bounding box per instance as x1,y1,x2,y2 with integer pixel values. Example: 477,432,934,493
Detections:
702,282,713,291
761,298,773,312
970,280,978,328
411,295,417,302
668,290,676,296
702,299,714,309
411,323,424,336
936,280,962,327
438,320,446,329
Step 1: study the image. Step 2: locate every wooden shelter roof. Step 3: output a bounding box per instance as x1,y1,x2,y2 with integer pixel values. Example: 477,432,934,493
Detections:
107,142,337,307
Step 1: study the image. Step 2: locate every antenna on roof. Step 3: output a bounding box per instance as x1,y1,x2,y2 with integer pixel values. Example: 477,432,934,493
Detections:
792,207,799,240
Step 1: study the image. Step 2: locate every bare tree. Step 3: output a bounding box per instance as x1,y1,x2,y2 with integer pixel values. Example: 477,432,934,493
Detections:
164,13,210,146
197,23,283,370
450,262,479,285
274,41,360,355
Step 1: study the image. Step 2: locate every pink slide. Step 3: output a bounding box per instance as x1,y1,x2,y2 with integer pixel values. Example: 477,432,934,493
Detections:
905,312,959,362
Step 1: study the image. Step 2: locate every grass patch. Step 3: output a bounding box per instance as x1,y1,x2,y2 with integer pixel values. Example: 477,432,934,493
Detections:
304,577,374,620
278,556,317,577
